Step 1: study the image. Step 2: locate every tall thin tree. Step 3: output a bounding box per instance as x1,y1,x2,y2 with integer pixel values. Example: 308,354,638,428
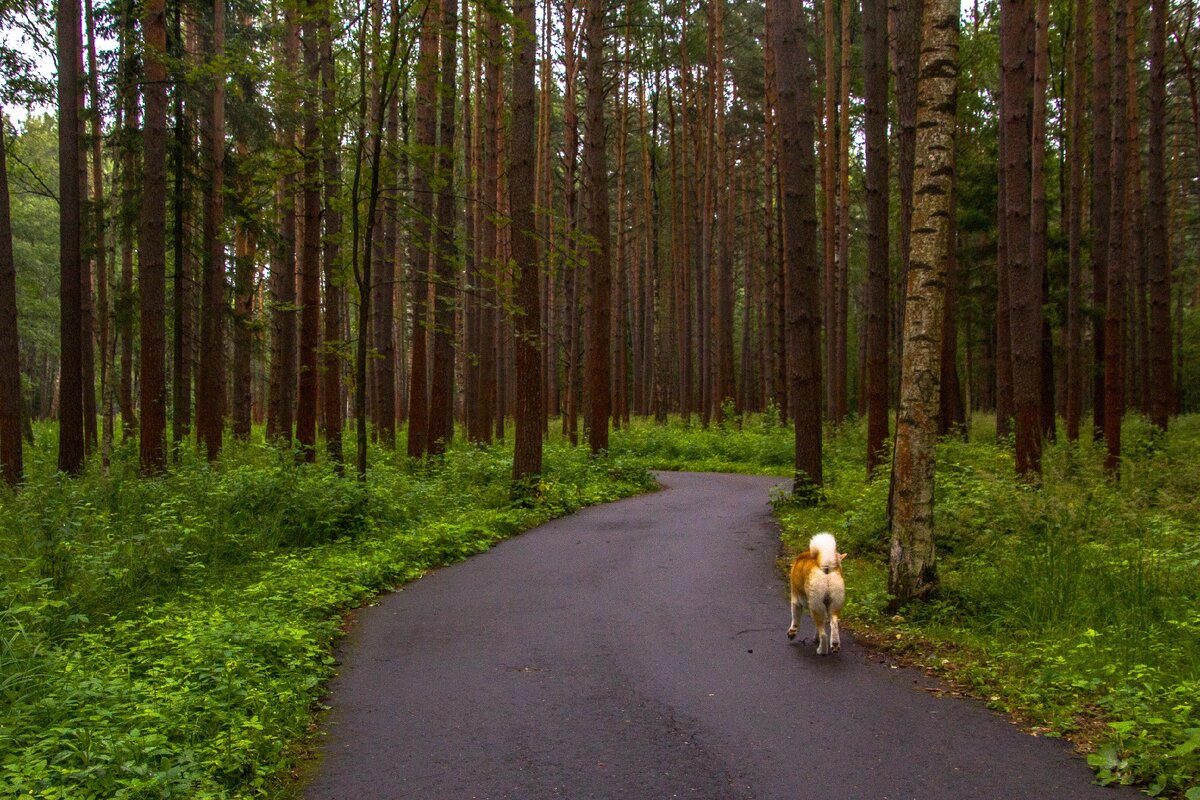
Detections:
0,112,22,486
511,0,542,482
888,0,958,604
139,0,169,472
583,0,612,454
197,0,227,460
863,0,888,473
768,0,822,499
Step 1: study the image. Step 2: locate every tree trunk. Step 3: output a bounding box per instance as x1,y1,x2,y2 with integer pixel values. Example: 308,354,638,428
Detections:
139,0,168,472
428,0,459,455
197,0,226,460
560,0,579,443
231,216,256,440
889,0,920,388
321,4,344,466
114,7,138,438
296,0,323,461
268,11,300,447
583,0,611,454
0,114,22,486
170,7,193,451
822,0,836,419
834,0,852,422
406,0,440,459
864,0,888,473
511,0,542,482
1091,0,1112,440
1147,0,1172,430
768,0,822,498
58,0,85,475
1103,0,1128,476
1065,0,1085,441
888,0,958,605
1002,0,1040,479
84,0,110,465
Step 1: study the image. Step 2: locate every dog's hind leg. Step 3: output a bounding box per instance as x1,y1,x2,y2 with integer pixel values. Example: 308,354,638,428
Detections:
811,606,829,655
829,610,841,653
787,595,800,640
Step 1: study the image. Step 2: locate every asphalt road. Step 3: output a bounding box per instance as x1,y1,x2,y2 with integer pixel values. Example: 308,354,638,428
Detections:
303,472,1138,800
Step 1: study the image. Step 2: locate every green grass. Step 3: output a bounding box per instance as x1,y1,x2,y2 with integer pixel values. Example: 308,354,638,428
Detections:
0,427,654,799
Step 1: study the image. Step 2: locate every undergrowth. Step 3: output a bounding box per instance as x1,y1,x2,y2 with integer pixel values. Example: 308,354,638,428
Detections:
0,428,653,799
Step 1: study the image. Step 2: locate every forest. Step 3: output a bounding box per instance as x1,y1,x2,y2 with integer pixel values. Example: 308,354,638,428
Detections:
1,0,1199,795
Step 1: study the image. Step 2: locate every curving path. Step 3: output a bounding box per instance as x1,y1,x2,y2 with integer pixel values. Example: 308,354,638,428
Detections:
303,472,1137,800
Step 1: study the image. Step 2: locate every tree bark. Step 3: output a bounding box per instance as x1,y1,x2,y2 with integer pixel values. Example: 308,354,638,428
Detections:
864,0,888,473
511,0,542,482
1091,0,1112,440
583,0,611,454
1103,0,1128,476
139,0,168,473
768,0,822,498
428,0,459,455
0,114,22,486
296,0,323,460
84,0,110,465
321,3,344,466
834,0,852,422
1147,0,1172,430
197,0,226,460
888,0,958,605
1002,0,1040,478
406,0,440,459
1065,0,1085,441
58,0,85,475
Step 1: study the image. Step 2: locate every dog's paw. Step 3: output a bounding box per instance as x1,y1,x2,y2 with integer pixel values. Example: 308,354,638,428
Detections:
830,641,840,654
787,627,797,640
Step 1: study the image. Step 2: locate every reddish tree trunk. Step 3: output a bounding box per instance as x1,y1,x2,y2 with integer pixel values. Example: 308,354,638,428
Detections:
428,0,459,454
1147,0,1172,429
406,0,440,458
583,0,611,454
197,0,226,460
1103,0,1129,475
769,0,822,498
296,0,323,460
138,0,169,472
1091,0,1112,440
511,0,542,481
864,0,889,472
0,114,22,485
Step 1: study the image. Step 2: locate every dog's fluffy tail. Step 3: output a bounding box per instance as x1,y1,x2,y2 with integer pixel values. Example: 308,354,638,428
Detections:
809,532,839,571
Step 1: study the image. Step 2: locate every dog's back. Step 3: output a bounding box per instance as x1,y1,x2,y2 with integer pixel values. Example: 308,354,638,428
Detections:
787,533,845,654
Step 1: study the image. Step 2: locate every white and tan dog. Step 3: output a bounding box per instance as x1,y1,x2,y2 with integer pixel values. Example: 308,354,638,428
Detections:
786,533,846,655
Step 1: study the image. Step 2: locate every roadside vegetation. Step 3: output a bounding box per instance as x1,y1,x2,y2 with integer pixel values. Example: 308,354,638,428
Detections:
0,428,653,799
3,414,1197,798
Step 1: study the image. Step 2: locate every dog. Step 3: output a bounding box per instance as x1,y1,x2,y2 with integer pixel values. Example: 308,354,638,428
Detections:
786,533,846,655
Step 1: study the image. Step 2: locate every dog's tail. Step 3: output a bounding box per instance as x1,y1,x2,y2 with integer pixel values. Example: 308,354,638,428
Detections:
809,533,839,572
